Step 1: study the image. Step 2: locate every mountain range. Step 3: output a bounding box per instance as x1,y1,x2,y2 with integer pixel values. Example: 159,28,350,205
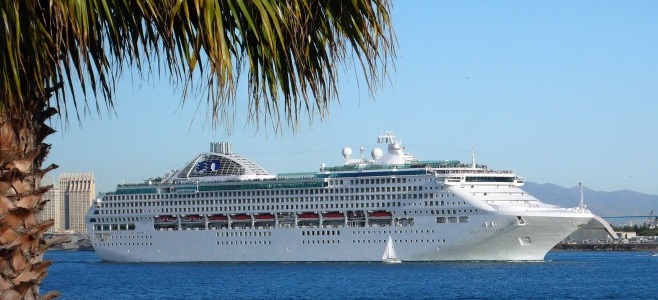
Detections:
523,182,658,219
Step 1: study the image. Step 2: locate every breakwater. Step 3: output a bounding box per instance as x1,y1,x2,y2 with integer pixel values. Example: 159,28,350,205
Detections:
552,243,658,251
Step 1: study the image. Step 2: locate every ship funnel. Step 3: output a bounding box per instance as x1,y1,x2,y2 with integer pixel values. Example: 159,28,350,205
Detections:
210,142,232,154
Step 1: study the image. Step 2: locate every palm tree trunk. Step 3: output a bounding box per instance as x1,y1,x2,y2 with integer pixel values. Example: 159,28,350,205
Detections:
0,85,64,300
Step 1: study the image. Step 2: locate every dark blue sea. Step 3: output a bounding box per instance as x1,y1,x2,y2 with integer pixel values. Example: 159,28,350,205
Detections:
41,251,657,300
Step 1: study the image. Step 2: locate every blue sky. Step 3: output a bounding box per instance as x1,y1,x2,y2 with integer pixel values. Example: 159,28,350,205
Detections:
45,1,658,197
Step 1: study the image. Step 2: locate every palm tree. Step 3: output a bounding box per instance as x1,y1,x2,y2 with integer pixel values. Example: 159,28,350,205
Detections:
0,0,395,299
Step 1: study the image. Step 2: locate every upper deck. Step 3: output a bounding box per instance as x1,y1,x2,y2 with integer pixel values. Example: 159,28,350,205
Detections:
109,132,522,195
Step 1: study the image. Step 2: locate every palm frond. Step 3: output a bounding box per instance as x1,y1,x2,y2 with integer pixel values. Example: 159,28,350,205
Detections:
0,0,395,129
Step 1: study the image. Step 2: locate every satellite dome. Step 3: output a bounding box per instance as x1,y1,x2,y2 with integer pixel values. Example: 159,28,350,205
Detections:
342,147,353,158
371,148,383,160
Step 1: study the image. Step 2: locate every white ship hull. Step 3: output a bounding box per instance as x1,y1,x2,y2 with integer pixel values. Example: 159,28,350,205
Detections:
86,134,595,262
90,210,591,262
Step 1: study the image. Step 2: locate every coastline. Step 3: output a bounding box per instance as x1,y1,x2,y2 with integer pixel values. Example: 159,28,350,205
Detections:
552,242,658,252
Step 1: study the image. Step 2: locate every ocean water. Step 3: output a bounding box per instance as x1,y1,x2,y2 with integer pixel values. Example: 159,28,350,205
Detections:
41,251,657,300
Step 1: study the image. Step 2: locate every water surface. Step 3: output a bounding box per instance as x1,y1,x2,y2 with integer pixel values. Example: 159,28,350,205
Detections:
42,251,657,299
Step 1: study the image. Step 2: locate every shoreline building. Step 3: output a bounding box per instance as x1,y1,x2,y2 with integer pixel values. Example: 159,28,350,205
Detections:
60,173,95,234
39,173,95,234
40,182,60,234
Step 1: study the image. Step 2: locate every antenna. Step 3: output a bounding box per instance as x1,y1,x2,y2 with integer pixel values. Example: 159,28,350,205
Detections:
471,148,476,168
578,182,586,211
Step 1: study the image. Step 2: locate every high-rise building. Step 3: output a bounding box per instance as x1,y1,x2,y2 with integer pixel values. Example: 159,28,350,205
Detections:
39,183,61,233
58,173,95,234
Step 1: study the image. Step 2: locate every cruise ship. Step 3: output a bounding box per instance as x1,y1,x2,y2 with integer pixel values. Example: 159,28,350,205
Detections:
85,132,594,262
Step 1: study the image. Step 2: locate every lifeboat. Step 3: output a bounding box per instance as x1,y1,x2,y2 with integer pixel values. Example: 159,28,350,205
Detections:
208,214,228,222
297,212,320,220
231,214,252,222
254,213,276,221
154,215,178,223
368,210,393,220
181,215,204,223
322,211,344,220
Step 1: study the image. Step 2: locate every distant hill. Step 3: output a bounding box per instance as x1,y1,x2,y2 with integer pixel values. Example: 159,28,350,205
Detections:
523,182,658,218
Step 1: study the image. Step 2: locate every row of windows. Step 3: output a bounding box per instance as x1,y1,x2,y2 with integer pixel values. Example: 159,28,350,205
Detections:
97,227,443,236
93,217,145,223
93,233,151,240
302,240,340,244
402,208,477,216
108,182,429,202
352,239,445,243
348,178,406,185
465,176,515,183
95,238,450,247
216,240,272,245
102,189,451,209
94,242,152,247
158,199,411,214
94,224,136,231
217,231,272,237
302,230,341,236
99,194,462,216
352,229,435,235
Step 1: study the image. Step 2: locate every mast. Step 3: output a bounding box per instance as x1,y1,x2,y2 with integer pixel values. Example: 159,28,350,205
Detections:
383,236,397,260
471,148,476,168
579,182,586,211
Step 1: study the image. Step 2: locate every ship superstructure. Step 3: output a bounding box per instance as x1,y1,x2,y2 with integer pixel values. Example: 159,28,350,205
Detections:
86,133,593,262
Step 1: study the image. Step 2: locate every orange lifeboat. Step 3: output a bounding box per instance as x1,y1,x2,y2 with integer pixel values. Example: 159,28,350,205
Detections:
208,214,228,222
369,210,393,220
231,214,252,222
322,211,344,220
254,213,275,221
